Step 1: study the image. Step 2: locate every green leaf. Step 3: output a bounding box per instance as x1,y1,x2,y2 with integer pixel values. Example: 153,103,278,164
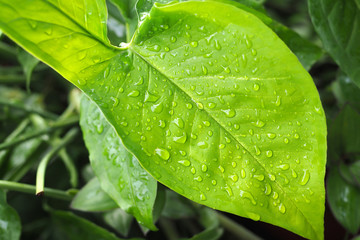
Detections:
103,208,134,237
0,1,327,239
327,169,360,234
17,48,39,92
328,105,360,165
71,177,118,212
162,190,196,219
332,72,360,111
79,96,158,230
51,210,123,240
187,208,223,240
0,190,21,240
308,0,360,87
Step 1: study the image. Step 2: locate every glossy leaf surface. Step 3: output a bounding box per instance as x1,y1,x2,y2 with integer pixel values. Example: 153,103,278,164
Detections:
103,208,134,237
327,169,360,234
80,96,157,230
71,177,118,212
0,1,327,239
0,190,21,240
308,0,360,87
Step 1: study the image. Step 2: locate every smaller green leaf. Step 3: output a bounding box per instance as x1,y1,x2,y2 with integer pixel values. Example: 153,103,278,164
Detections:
0,190,21,240
186,208,223,240
332,72,360,111
103,208,134,237
327,169,360,234
162,190,196,219
107,2,127,46
353,236,360,240
71,178,118,212
308,0,360,87
79,96,158,230
51,211,123,240
328,105,360,165
17,48,39,92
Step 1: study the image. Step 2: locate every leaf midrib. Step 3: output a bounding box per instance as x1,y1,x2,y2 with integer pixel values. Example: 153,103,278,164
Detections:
128,43,318,238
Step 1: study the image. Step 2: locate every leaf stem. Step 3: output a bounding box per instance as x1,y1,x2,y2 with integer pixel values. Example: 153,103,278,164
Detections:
59,149,78,188
36,128,78,195
0,116,79,151
0,180,73,201
216,212,262,240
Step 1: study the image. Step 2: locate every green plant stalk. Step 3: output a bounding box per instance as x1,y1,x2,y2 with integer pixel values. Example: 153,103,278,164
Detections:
58,149,78,188
0,99,58,119
35,128,78,195
0,118,30,166
217,212,262,240
0,180,73,201
0,116,79,151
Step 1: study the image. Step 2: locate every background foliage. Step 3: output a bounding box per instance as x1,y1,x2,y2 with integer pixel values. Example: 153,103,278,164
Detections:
0,0,359,239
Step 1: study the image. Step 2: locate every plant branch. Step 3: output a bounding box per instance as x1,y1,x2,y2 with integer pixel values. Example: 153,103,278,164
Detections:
36,128,79,195
0,180,73,201
0,116,79,151
0,99,58,120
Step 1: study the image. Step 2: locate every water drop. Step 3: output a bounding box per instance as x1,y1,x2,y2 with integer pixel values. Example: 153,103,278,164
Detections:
159,120,166,128
299,169,310,185
291,169,297,178
151,102,163,113
208,102,216,109
200,192,207,201
194,176,203,182
148,45,160,52
96,124,104,134
173,133,187,143
190,41,198,47
173,118,184,128
268,173,276,181
219,165,225,173
221,109,236,118
284,138,289,144
155,148,170,160
203,121,211,127
201,164,208,172
254,146,261,155
265,150,273,158
224,185,233,196
240,190,257,205
253,174,264,181
277,164,289,170
197,141,208,149
219,144,225,149
252,120,265,128
275,96,281,106
247,212,260,221
232,161,237,168
202,65,208,75
229,174,239,182
234,124,240,130
191,167,196,174
214,40,222,50
294,133,300,139
253,83,260,91
45,28,53,35
170,36,177,42
278,203,286,214
241,169,246,178
186,103,193,109
266,133,276,139
211,180,217,185
128,90,140,97
264,183,272,195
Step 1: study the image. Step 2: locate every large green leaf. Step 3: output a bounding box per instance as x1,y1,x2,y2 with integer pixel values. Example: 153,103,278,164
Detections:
308,0,360,87
0,190,21,240
0,1,327,239
327,169,360,234
79,96,158,230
